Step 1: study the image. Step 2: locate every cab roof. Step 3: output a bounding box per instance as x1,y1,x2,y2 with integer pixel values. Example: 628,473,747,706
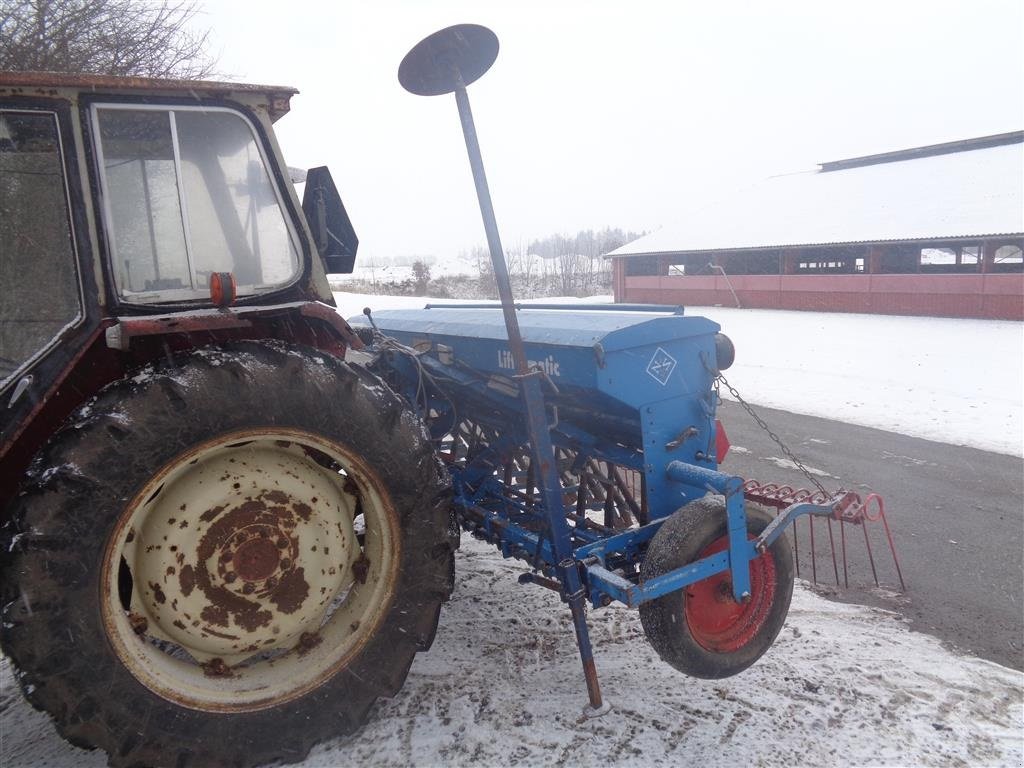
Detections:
0,71,298,121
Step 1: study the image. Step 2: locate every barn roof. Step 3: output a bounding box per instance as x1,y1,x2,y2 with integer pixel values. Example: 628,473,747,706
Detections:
608,131,1024,258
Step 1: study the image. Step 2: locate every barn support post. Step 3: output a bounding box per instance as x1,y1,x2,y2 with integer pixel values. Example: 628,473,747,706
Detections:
981,241,996,273
866,245,884,274
782,249,799,275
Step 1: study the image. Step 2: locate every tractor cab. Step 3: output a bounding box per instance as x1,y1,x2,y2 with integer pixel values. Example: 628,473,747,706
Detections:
1,72,358,492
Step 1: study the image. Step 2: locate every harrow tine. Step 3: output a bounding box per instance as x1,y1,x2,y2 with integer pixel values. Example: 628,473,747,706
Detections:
880,517,906,591
864,493,907,591
861,518,880,587
826,517,840,585
840,519,849,588
809,515,818,584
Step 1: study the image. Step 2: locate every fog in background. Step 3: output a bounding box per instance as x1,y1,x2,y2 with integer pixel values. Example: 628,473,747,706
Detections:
199,0,1024,263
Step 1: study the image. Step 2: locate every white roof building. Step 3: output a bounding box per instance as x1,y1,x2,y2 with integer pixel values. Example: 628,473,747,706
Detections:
609,132,1024,258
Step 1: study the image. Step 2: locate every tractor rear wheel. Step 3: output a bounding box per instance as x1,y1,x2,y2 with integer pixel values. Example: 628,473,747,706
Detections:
1,342,453,767
639,499,793,679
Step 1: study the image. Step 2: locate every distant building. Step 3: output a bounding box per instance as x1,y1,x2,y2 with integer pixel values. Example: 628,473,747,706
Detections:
608,132,1024,319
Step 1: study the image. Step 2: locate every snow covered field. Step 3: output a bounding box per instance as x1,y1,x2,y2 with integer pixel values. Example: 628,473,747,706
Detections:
2,294,1021,767
3,536,1022,767
332,252,482,286
339,292,1024,457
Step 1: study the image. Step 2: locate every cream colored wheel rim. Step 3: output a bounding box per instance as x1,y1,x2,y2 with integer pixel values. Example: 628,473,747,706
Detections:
101,429,399,712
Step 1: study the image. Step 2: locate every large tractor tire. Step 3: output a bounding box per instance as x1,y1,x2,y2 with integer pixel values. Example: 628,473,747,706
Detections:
0,341,454,767
639,498,793,679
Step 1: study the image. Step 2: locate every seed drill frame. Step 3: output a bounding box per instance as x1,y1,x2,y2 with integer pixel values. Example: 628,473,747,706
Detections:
351,24,896,713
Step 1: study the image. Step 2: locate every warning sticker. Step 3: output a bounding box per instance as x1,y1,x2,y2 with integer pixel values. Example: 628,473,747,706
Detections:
646,347,677,386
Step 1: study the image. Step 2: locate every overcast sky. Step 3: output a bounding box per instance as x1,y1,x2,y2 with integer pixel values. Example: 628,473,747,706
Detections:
198,1,1023,264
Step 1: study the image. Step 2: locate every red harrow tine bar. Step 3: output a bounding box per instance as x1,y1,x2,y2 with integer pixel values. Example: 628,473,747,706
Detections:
742,480,906,591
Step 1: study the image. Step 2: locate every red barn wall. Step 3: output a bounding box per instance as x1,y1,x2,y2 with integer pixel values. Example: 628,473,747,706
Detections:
617,272,1024,320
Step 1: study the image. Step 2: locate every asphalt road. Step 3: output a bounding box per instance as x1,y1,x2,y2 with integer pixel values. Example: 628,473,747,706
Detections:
716,399,1024,671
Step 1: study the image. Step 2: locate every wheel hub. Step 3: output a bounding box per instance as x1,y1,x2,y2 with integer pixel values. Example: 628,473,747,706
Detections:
684,534,776,653
220,525,292,585
714,580,734,603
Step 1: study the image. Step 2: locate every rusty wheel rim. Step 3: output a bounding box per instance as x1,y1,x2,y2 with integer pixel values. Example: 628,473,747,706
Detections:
100,429,399,712
683,534,777,654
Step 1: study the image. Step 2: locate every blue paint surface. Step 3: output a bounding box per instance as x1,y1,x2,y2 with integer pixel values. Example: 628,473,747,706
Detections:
354,304,777,612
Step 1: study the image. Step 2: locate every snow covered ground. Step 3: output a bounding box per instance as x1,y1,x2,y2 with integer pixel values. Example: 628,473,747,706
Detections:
2,294,1021,766
339,292,1024,457
3,537,1022,767
330,251,482,286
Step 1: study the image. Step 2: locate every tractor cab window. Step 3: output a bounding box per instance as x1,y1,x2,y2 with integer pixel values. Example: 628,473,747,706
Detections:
94,106,300,303
0,111,82,388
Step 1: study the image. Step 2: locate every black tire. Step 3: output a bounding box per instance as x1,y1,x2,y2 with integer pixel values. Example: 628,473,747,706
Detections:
639,498,793,679
1,341,454,768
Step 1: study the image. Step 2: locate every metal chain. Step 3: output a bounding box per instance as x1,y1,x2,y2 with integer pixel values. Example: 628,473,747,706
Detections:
715,372,830,496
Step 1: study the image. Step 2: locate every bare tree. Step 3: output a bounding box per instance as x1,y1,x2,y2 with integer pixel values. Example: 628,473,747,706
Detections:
524,227,643,296
504,239,539,296
0,0,217,78
410,260,431,296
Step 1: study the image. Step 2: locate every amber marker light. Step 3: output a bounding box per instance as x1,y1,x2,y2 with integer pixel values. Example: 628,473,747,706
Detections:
210,272,236,307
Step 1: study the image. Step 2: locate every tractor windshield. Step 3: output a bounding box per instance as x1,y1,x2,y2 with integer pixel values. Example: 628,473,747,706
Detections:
94,105,300,303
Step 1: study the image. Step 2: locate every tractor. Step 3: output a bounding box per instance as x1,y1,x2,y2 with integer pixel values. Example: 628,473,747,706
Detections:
1,69,457,766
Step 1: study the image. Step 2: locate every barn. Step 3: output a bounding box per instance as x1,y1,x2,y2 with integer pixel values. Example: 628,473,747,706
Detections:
608,131,1024,320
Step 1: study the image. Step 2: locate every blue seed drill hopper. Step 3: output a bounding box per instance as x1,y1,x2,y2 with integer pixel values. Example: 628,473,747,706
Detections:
351,300,902,711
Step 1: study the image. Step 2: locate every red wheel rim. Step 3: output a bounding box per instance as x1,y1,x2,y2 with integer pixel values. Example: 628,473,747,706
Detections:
683,534,777,653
